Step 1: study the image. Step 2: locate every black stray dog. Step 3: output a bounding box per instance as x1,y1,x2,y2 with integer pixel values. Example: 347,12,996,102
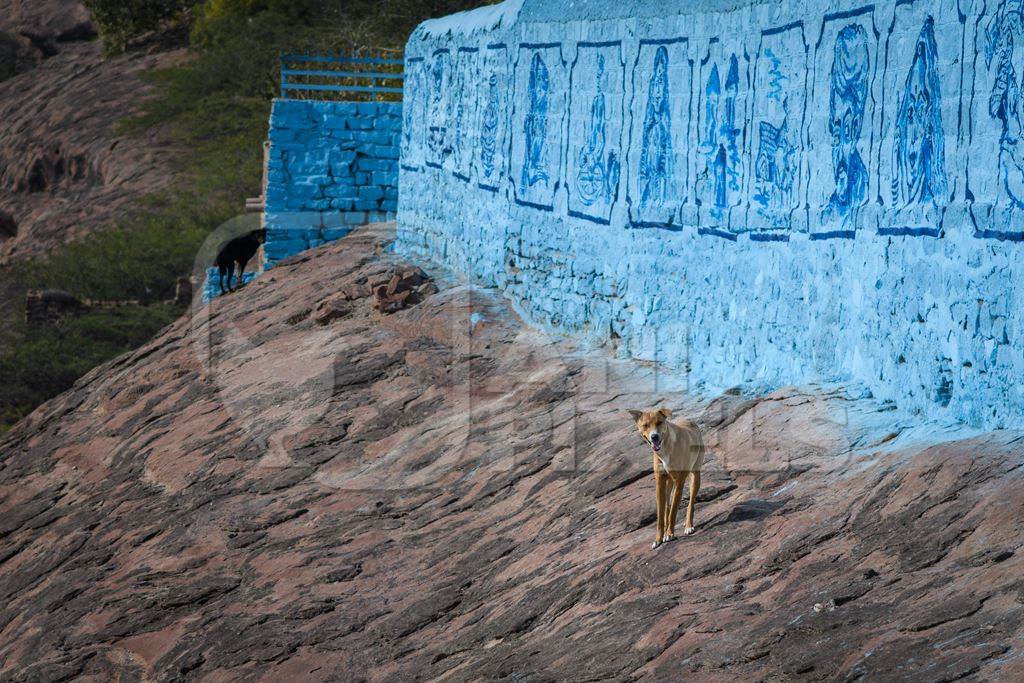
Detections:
216,229,265,293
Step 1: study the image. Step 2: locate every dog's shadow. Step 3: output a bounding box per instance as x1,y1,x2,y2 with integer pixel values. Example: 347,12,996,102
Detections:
702,498,786,532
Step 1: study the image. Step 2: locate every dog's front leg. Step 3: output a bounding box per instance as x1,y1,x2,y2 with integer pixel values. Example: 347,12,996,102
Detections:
666,473,684,541
653,467,667,549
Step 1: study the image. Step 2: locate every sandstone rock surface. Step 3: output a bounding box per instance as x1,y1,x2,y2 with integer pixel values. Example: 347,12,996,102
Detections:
0,1,96,49
0,0,180,262
1,227,1022,680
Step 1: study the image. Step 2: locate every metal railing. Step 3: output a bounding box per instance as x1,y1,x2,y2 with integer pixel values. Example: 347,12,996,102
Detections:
280,51,404,100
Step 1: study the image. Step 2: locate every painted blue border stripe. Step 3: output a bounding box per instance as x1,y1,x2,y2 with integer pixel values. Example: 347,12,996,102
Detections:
810,229,857,240
698,227,738,241
750,232,791,242
878,226,942,238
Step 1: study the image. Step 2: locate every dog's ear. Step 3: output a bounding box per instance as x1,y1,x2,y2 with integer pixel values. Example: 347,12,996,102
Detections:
657,407,673,419
627,409,643,423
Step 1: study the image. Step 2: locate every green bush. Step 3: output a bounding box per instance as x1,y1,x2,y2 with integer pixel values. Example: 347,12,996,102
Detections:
85,0,496,56
9,203,213,302
84,0,196,53
0,305,179,432
198,0,317,21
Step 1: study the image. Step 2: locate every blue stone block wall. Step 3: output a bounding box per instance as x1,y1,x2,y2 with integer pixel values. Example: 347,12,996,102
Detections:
395,0,1024,430
263,99,401,266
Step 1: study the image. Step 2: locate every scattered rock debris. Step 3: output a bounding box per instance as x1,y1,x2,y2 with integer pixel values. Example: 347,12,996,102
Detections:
373,266,435,314
313,264,435,323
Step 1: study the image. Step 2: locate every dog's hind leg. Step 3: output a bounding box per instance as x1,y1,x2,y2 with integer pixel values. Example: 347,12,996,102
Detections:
226,262,236,292
666,472,685,541
684,471,701,535
218,266,228,294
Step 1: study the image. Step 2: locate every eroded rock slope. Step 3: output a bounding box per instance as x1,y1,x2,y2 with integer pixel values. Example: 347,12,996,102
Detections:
0,0,180,262
1,227,1022,681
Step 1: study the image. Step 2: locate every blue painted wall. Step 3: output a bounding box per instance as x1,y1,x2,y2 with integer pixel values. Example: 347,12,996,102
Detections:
263,99,401,266
395,0,1024,430
202,268,257,303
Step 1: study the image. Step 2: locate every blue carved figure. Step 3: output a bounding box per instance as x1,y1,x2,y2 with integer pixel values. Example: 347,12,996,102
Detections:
823,24,869,225
755,120,796,209
521,52,551,189
701,54,741,217
576,55,619,206
714,144,728,208
428,53,448,160
765,47,787,101
986,0,1024,210
701,64,725,212
754,48,797,213
722,55,741,200
432,55,444,96
480,71,500,179
452,59,469,171
893,17,946,206
639,46,672,209
402,68,416,150
724,55,739,143
703,64,720,146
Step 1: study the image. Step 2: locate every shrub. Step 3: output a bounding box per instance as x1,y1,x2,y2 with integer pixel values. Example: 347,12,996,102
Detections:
84,0,196,53
0,305,180,433
201,0,316,19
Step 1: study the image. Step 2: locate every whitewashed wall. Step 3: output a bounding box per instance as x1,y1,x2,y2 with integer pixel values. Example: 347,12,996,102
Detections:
395,0,1024,429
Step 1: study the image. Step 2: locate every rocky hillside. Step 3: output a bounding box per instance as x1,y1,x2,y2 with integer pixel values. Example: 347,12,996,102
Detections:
0,0,95,69
1,226,1022,680
0,0,181,262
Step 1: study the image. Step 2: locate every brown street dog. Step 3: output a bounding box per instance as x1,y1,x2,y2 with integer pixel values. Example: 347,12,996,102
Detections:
628,408,706,549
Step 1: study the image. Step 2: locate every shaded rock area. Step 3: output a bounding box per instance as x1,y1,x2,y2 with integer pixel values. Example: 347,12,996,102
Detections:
0,0,181,262
0,31,23,82
0,0,95,80
0,209,15,239
1,226,1023,681
0,1,96,53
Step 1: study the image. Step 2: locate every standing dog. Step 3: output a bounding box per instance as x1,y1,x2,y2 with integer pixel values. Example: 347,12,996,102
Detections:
628,408,706,549
216,229,265,293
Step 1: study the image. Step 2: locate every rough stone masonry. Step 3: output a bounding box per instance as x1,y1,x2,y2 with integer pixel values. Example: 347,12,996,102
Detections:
394,0,1024,430
264,99,400,266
